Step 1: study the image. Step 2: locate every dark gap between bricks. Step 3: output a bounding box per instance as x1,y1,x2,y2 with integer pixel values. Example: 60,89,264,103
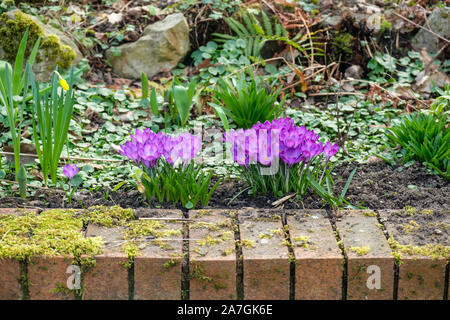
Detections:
181,209,190,300
230,210,244,300
280,211,295,300
19,258,30,300
326,208,347,300
128,261,135,300
374,210,399,300
444,261,449,300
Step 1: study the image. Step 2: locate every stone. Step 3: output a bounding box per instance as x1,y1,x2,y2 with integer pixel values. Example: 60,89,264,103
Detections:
411,7,450,54
106,13,189,79
238,209,290,300
286,210,342,300
0,10,83,82
189,210,236,300
28,256,76,300
134,211,184,300
336,210,395,300
83,225,129,300
0,258,21,299
379,209,448,300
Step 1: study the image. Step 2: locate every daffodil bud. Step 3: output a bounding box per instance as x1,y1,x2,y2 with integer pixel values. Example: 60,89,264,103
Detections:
54,71,69,91
59,78,69,91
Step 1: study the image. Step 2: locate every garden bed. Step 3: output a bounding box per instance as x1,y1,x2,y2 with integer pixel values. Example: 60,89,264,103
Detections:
0,161,448,211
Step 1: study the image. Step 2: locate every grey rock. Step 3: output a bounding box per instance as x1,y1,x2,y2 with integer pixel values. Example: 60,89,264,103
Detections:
106,13,190,79
411,7,450,54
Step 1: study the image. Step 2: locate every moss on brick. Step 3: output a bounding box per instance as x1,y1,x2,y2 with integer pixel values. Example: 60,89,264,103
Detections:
0,209,102,261
349,246,371,256
81,205,135,227
387,238,449,263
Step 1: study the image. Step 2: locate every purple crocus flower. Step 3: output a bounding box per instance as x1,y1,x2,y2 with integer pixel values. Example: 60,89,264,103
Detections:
225,117,338,168
63,164,79,181
323,142,339,161
119,129,201,168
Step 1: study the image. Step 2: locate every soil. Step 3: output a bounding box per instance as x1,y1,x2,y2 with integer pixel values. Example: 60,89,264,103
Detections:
379,209,449,247
0,160,448,212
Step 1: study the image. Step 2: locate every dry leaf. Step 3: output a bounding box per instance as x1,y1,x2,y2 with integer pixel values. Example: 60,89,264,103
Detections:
107,12,123,24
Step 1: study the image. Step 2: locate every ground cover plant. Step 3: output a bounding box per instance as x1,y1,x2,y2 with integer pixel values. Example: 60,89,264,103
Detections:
0,0,447,213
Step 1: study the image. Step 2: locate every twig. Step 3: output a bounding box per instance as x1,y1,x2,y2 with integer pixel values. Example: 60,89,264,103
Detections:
392,11,450,44
0,179,63,191
307,91,365,97
345,78,424,110
297,10,314,67
271,193,295,207
139,217,192,221
0,152,123,163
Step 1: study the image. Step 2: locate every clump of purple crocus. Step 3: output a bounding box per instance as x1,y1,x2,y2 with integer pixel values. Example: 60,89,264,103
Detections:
63,164,79,181
224,117,339,167
224,117,340,199
119,129,201,168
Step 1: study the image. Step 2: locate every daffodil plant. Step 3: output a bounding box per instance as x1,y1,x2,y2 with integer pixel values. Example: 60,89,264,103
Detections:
31,68,76,186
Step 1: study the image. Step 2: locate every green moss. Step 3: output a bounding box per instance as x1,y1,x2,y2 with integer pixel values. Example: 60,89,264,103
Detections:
388,238,449,261
197,234,223,247
404,206,418,216
191,221,221,232
349,246,371,256
51,282,74,295
122,218,182,258
190,263,212,282
213,282,227,291
163,255,180,270
259,232,273,239
193,210,212,218
402,220,421,234
0,11,43,62
0,11,75,70
293,236,310,249
40,34,76,70
221,248,234,256
121,241,139,269
420,209,433,215
239,239,255,249
82,205,135,227
332,32,354,56
363,211,377,217
0,209,102,261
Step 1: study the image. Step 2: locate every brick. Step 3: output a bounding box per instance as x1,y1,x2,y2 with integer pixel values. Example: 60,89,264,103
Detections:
286,210,342,300
0,258,21,299
0,208,38,216
83,225,129,300
239,209,290,300
28,256,75,300
379,209,449,300
397,258,447,300
189,209,236,300
134,210,184,300
336,210,394,300
0,208,35,300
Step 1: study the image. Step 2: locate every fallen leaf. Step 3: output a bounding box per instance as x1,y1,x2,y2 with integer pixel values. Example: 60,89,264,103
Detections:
107,12,123,25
